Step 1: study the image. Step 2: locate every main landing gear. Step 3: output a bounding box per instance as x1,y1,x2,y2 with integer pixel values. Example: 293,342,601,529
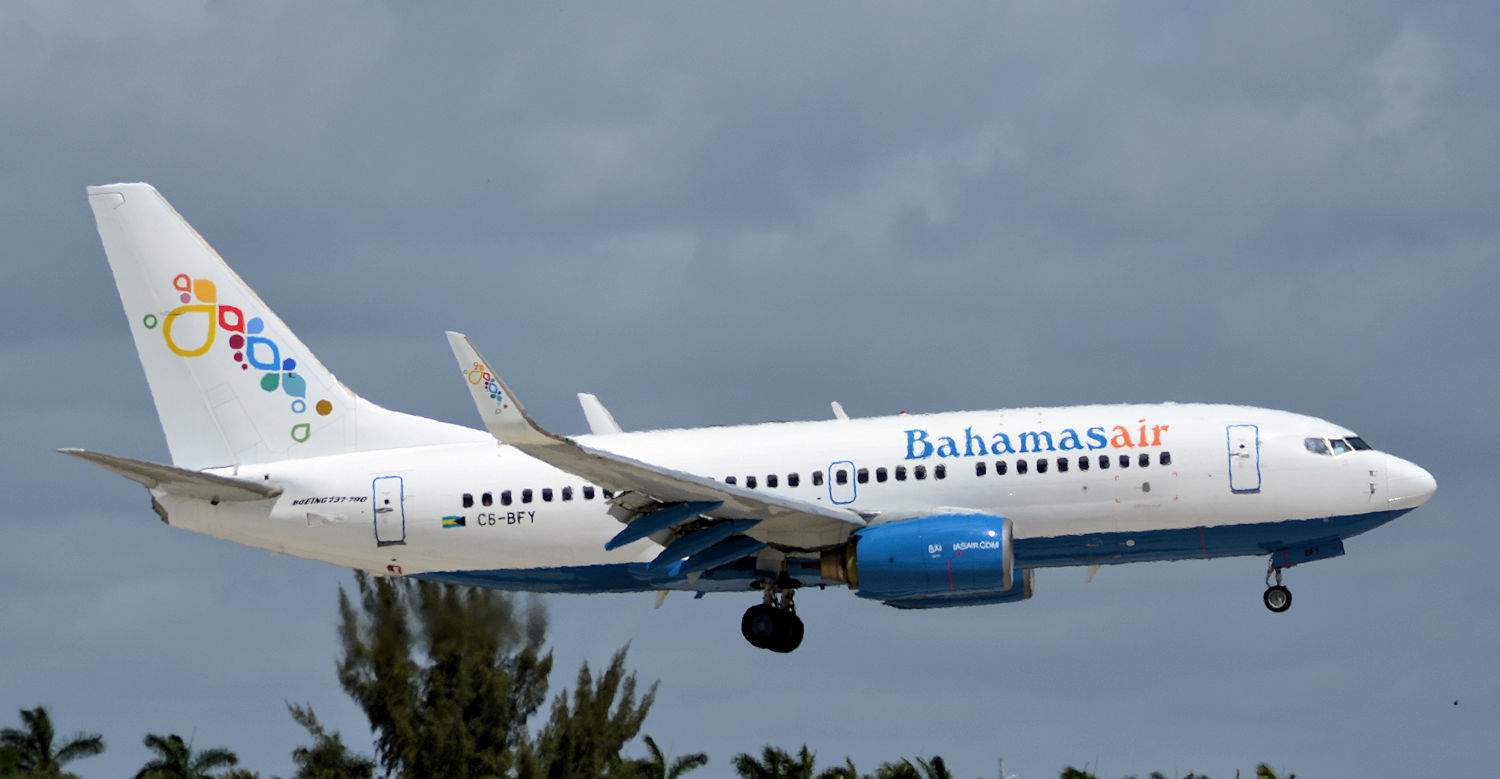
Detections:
1263,558,1292,613
741,581,804,653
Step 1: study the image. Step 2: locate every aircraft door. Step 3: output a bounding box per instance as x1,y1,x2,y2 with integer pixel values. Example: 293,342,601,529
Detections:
1227,425,1261,493
828,461,857,504
373,475,406,544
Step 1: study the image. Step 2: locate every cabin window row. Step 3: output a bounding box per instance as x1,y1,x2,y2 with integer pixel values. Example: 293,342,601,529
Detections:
724,464,953,489
973,451,1171,476
462,486,617,508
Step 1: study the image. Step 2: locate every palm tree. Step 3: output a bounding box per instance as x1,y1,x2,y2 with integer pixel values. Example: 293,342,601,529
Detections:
0,706,105,777
629,735,708,778
874,757,952,779
134,733,239,779
286,703,374,779
731,745,820,779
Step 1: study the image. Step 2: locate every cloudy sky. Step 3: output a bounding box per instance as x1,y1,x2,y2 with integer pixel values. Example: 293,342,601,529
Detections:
2,2,1495,776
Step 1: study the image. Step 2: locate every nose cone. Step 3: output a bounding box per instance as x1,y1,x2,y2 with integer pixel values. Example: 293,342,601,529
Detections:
1387,454,1437,510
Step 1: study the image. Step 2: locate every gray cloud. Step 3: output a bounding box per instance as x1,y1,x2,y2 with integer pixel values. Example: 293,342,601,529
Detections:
2,2,1496,777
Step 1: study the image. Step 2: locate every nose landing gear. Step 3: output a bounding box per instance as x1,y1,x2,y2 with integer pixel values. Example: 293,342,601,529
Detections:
1263,559,1292,613
741,582,804,653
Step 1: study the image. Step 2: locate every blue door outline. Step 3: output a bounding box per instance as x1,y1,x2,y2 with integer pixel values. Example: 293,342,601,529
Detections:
1227,425,1261,493
373,475,406,544
828,461,857,504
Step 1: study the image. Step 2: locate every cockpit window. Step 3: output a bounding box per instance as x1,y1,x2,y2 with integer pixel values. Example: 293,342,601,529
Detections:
1329,438,1351,455
1304,437,1330,455
1346,436,1373,451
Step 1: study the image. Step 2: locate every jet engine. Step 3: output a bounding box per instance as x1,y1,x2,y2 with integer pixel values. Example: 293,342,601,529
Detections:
820,513,1034,609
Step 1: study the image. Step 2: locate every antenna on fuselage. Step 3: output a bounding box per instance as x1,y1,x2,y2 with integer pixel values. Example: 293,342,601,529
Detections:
831,401,849,421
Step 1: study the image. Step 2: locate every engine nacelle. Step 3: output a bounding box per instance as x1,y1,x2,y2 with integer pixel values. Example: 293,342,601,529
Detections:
821,513,1034,608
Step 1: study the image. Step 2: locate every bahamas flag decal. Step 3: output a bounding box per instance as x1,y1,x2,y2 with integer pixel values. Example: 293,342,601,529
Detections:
442,515,466,529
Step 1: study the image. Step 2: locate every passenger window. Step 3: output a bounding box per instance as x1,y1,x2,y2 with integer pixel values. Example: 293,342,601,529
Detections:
542,488,553,502
914,465,927,480
1057,457,1069,473
1304,438,1330,456
1119,454,1130,468
602,489,615,499
856,468,869,484
996,460,1008,475
725,476,737,485
767,474,778,488
975,462,987,477
894,466,907,482
501,490,513,506
1099,455,1110,470
1036,458,1048,474
1347,436,1373,451
582,486,595,500
834,470,847,486
1078,456,1089,471
813,471,824,486
522,488,534,504
876,467,888,483
788,473,800,487
482,492,493,507
1159,452,1171,466
1139,453,1150,468
1016,459,1028,475
1330,438,1351,455
746,475,758,489
462,493,474,508
562,486,573,501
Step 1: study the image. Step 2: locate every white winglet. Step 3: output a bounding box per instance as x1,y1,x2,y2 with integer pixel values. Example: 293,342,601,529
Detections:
445,332,560,447
578,393,624,434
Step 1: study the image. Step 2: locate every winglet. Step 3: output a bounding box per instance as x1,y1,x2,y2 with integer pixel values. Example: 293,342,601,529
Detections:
578,393,624,434
445,332,562,446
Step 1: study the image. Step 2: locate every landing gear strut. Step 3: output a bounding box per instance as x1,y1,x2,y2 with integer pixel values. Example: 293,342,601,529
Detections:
741,582,804,653
1263,559,1292,613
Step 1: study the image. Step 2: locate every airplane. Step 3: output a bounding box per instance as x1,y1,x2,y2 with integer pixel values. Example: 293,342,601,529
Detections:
67,183,1438,653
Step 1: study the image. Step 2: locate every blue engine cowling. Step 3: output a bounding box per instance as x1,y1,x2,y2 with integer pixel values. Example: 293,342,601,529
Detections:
824,513,1033,608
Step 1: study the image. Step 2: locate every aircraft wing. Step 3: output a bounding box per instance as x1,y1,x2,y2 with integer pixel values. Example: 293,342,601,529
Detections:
446,332,865,553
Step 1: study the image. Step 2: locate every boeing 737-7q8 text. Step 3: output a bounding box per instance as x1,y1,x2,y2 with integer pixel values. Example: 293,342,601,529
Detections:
67,183,1437,652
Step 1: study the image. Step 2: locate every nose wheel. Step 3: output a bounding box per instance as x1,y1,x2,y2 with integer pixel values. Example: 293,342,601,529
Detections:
741,584,804,653
1262,560,1292,613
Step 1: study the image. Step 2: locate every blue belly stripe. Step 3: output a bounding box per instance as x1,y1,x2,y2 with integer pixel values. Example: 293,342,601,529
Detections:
416,508,1413,594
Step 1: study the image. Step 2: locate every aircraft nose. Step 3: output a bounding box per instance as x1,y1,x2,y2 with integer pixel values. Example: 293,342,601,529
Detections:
1386,454,1437,510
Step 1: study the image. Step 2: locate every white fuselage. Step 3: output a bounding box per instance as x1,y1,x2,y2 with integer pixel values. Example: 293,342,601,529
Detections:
155,402,1431,591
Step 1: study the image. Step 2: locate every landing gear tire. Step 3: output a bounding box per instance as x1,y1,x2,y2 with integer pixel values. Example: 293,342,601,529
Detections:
741,582,804,654
740,598,805,653
741,604,780,649
1263,584,1292,613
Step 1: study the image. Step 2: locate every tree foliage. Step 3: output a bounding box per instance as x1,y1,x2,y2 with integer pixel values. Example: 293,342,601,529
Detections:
285,703,375,779
133,733,238,779
520,645,657,778
337,572,553,778
0,706,105,778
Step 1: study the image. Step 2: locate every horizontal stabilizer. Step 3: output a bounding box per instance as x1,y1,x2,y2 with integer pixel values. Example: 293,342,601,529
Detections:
605,501,722,551
60,448,283,502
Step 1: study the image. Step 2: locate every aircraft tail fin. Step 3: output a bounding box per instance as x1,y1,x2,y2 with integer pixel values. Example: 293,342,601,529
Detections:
87,183,479,469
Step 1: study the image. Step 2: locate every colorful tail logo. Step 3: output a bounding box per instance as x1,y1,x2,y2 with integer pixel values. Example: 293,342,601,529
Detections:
145,273,334,442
